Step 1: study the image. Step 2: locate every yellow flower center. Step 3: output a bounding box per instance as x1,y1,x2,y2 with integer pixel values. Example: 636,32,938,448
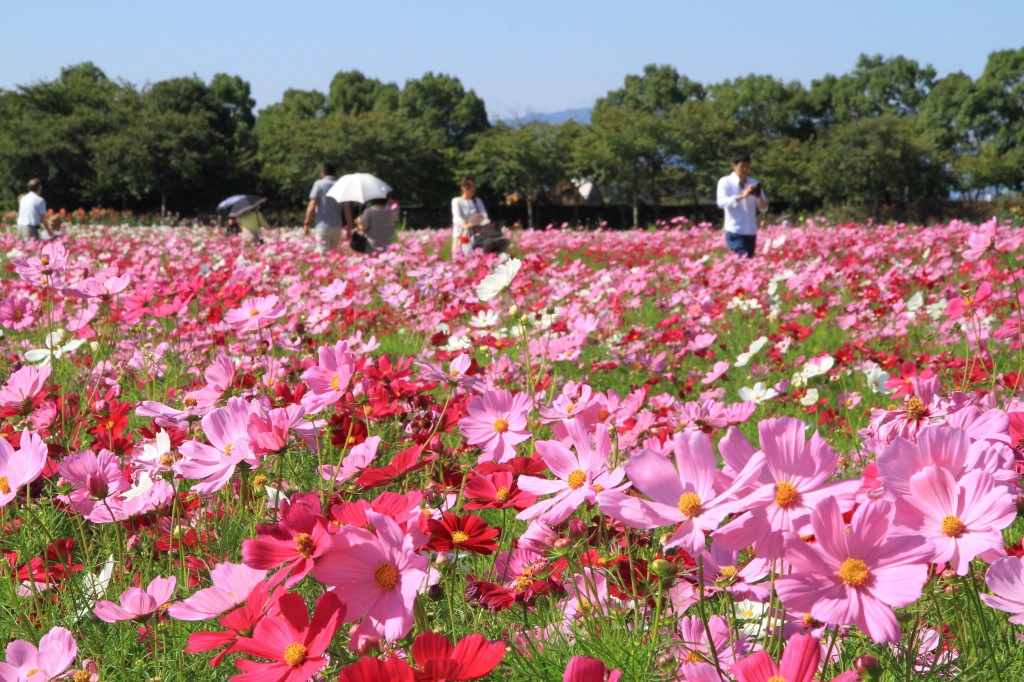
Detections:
513,574,533,591
249,308,260,317
565,402,576,414
283,642,307,668
774,481,799,508
451,530,470,544
802,613,822,628
0,476,10,495
597,409,610,422
40,256,50,267
579,597,592,613
374,562,399,590
253,474,268,487
159,453,175,467
838,558,870,587
676,492,703,518
331,374,342,391
27,670,39,677
73,671,92,682
684,651,703,663
719,565,738,580
294,533,315,557
768,677,787,682
903,396,927,421
493,418,509,433
496,487,511,502
223,442,233,457
183,396,198,407
567,469,587,489
941,515,966,538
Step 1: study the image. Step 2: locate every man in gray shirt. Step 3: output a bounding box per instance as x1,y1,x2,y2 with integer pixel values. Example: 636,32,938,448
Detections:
303,162,352,253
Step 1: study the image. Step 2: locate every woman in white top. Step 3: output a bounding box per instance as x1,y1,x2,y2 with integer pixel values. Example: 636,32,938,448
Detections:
451,176,489,258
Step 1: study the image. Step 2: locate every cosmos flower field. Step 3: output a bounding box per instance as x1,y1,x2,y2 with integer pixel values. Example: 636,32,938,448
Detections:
1,218,1023,681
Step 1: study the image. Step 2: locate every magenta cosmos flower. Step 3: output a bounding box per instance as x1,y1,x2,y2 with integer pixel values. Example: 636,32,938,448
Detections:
300,340,358,414
981,556,1024,624
715,417,860,559
94,575,176,622
174,397,258,494
459,389,532,464
894,466,1016,575
242,499,334,587
732,632,858,682
775,497,932,644
518,418,627,525
224,294,286,333
168,562,268,621
562,655,621,682
0,429,48,508
312,511,431,647
0,625,77,681
232,592,346,682
599,431,765,555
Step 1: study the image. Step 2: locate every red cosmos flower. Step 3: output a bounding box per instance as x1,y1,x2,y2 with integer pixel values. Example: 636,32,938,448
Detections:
232,592,346,681
185,581,284,667
463,471,536,511
563,655,622,682
425,513,500,555
411,632,505,681
356,444,437,488
242,500,333,587
338,656,415,682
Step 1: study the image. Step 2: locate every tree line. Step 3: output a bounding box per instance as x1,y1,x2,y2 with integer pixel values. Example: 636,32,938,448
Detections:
1,49,1022,225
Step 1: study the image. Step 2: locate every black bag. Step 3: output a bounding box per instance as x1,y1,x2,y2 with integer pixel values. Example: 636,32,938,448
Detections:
350,229,370,253
471,224,510,254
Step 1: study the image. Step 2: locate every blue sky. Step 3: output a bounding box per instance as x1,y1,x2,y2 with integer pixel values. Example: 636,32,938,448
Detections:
4,1,1022,119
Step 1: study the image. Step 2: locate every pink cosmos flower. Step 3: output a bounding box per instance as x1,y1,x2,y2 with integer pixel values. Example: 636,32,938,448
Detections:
174,397,258,494
66,272,132,300
416,352,485,393
168,562,268,621
0,365,50,412
599,431,765,554
224,294,286,333
962,218,997,261
732,633,858,682
300,340,358,414
0,626,77,681
980,555,1024,624
94,575,176,622
12,240,68,286
714,417,860,558
0,295,36,330
184,581,284,667
894,466,1016,574
459,389,532,464
517,419,627,525
319,435,381,487
0,429,48,508
698,540,772,602
775,497,932,644
184,351,238,411
877,425,1018,500
242,499,333,587
57,449,131,523
673,614,750,671
868,376,945,444
232,592,346,682
312,511,432,647
562,655,622,682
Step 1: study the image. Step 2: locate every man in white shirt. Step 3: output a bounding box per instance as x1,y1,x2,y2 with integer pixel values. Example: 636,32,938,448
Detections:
716,150,767,258
17,178,47,240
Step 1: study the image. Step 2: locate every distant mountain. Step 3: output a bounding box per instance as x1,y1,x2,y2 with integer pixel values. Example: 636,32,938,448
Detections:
494,107,592,125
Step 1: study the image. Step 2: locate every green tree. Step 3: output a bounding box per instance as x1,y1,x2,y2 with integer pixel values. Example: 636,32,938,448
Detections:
706,75,806,139
595,64,704,115
812,114,944,219
831,54,936,122
327,70,399,115
399,72,489,150
973,47,1024,191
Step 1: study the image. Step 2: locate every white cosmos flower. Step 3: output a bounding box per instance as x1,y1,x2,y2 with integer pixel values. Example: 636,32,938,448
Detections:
476,257,522,302
863,364,891,394
734,336,770,367
468,309,500,328
442,334,473,352
800,388,820,406
77,555,117,618
24,329,86,365
800,355,834,381
906,291,924,313
738,382,779,404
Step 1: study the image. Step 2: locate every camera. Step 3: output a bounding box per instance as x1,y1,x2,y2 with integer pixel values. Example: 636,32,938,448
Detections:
748,183,761,194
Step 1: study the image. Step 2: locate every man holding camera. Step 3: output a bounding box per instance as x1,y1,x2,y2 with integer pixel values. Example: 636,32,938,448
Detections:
717,149,767,258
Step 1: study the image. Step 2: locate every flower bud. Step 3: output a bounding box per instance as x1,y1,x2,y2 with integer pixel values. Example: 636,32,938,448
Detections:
553,538,573,552
567,519,587,540
853,654,881,680
650,558,673,577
